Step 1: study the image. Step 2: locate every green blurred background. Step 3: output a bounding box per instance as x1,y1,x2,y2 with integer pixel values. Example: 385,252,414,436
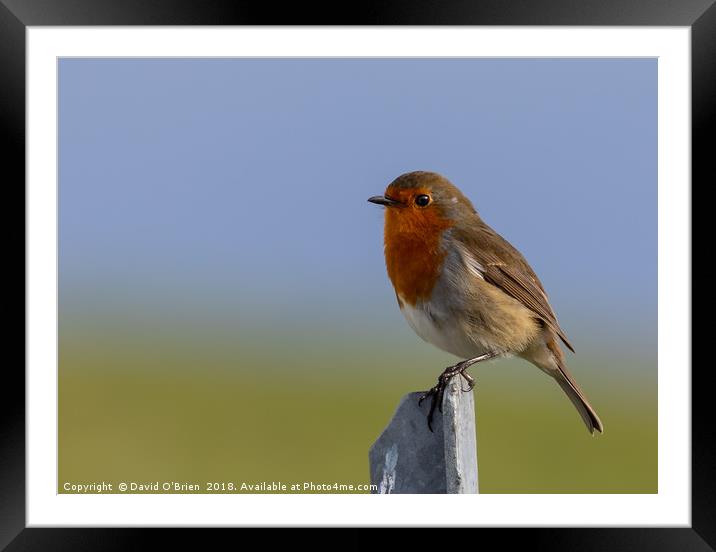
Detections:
58,58,656,493
59,303,656,494
59,316,657,493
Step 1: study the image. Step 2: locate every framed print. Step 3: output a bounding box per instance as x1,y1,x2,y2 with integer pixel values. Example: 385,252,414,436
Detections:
4,0,709,549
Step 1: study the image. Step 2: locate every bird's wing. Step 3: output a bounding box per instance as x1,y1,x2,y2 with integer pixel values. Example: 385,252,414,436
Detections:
453,223,575,353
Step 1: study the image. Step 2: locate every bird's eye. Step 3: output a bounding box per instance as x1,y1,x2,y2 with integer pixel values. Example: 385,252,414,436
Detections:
415,194,431,207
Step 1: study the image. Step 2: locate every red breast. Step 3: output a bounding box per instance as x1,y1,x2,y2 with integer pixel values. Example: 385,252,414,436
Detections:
381,184,455,306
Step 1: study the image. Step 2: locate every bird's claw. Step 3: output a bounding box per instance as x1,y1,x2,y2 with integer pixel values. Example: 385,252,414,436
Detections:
460,371,476,392
418,362,476,432
418,384,442,432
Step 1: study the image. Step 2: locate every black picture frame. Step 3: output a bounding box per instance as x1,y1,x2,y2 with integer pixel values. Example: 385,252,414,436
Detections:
3,1,708,549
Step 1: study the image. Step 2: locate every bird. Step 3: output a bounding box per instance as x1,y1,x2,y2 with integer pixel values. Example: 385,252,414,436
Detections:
368,171,603,435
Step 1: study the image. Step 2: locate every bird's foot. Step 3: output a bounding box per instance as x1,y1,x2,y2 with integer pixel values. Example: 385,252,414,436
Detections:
418,360,476,432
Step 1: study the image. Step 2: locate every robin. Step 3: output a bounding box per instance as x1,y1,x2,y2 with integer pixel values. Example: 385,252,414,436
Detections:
368,171,603,434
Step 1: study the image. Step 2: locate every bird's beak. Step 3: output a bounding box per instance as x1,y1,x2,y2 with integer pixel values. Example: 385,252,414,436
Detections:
368,195,400,207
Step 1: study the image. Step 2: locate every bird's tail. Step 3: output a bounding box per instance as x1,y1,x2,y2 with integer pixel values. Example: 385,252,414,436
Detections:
553,361,604,435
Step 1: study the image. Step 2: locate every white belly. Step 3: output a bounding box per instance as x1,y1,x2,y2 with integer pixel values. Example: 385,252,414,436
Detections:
399,298,484,359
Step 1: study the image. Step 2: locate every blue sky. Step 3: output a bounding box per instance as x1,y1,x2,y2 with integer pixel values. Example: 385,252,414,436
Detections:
59,58,656,356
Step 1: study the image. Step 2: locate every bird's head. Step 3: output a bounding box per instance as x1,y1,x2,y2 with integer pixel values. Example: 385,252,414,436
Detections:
368,171,476,236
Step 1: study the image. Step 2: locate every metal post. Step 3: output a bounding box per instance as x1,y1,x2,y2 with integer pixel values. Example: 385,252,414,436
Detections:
369,378,478,494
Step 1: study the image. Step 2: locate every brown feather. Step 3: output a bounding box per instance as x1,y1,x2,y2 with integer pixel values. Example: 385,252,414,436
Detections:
546,337,604,433
452,222,575,353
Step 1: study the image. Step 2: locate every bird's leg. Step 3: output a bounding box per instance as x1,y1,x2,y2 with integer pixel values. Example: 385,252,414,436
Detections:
418,351,500,432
